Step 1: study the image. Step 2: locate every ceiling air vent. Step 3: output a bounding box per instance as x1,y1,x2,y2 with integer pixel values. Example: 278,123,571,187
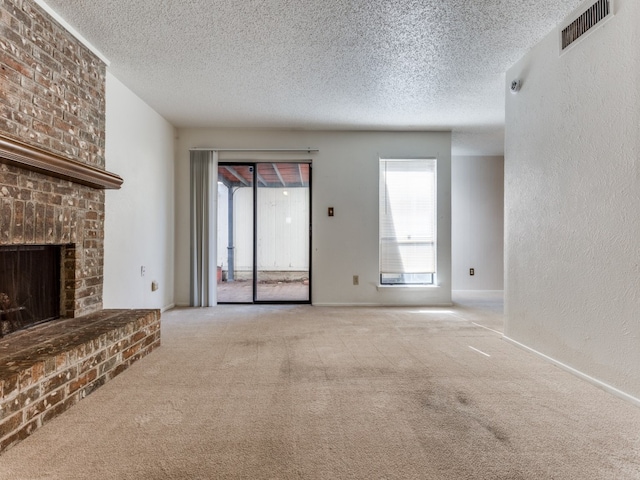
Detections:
560,0,613,54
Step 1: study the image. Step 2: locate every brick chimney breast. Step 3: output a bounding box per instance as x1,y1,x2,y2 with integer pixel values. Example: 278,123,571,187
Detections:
0,0,108,318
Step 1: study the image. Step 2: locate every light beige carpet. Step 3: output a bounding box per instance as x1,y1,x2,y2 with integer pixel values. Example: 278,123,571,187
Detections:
1,292,639,479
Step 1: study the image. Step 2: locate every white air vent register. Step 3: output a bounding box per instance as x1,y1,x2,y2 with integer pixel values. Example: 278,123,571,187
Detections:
560,0,614,54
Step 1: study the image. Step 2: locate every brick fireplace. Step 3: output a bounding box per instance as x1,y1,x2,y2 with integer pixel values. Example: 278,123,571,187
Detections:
0,0,161,454
1,0,110,316
0,133,119,320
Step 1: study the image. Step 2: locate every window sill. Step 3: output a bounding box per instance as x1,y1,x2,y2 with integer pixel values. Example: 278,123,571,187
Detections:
376,284,440,291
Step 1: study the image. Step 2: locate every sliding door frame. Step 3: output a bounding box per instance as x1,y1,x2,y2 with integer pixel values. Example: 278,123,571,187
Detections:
217,161,312,305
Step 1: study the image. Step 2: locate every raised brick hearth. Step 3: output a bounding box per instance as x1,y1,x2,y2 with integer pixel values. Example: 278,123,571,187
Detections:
0,309,160,454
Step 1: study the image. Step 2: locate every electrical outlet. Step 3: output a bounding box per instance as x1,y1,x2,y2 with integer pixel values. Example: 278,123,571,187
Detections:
353,275,359,285
141,266,146,277
469,268,475,276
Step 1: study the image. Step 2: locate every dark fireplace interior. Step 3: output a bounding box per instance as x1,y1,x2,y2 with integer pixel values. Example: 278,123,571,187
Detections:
0,245,61,337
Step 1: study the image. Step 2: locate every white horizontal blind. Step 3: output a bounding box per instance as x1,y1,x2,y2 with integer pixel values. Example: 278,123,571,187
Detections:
379,159,437,281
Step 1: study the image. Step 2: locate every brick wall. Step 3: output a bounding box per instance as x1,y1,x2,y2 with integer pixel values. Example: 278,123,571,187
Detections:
0,0,107,317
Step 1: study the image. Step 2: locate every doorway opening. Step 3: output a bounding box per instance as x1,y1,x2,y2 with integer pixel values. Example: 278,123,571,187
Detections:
216,162,311,304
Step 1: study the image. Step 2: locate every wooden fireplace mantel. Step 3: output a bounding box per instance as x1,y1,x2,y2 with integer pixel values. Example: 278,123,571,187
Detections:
0,134,123,189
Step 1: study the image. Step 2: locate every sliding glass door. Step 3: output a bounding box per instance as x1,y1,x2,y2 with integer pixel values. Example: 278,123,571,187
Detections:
217,162,311,303
216,165,255,303
255,163,310,302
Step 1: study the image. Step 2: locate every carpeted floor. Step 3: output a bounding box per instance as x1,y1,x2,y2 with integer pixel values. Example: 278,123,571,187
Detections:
1,291,639,479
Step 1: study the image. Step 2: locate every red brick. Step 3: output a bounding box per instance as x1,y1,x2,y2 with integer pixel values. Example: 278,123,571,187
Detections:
122,343,142,361
0,116,21,138
143,332,161,349
0,373,20,400
43,356,56,376
98,356,118,377
55,352,67,369
79,350,106,374
20,387,45,422
0,28,28,65
1,395,21,420
131,330,147,344
32,118,59,139
0,411,22,439
42,394,77,423
23,200,34,241
0,171,19,187
20,98,54,124
0,199,13,241
0,50,35,78
67,368,97,395
25,398,46,422
17,361,45,388
41,366,76,394
107,339,128,357
4,2,33,27
42,388,64,411
0,419,39,453
111,362,130,378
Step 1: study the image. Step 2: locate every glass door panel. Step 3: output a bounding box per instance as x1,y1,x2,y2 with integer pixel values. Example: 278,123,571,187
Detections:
255,163,310,302
216,164,254,303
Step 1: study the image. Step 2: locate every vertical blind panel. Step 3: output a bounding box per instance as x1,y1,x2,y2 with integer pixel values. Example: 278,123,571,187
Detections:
379,159,436,275
190,150,218,307
380,242,436,273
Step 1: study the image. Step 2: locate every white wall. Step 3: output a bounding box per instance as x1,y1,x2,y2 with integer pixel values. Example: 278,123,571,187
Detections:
217,185,309,272
176,129,452,306
104,72,176,310
452,156,504,290
505,0,640,401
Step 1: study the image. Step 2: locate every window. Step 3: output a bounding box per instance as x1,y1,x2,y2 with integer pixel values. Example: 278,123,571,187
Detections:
379,158,437,285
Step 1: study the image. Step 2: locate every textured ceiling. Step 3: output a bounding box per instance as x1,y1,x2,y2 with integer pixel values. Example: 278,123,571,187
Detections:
40,0,583,154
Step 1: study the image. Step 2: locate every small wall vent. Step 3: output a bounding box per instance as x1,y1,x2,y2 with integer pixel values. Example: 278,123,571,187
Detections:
560,0,613,54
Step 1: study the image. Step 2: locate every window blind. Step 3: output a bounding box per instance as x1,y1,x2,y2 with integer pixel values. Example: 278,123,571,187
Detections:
379,159,436,284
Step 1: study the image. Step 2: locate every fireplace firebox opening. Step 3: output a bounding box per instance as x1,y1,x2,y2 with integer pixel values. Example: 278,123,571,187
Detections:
0,245,63,337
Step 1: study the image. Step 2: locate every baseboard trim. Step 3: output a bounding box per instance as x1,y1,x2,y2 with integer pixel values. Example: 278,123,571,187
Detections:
503,336,640,408
312,302,454,307
161,303,176,312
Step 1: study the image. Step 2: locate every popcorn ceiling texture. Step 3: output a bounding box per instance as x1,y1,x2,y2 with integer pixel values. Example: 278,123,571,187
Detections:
42,0,583,142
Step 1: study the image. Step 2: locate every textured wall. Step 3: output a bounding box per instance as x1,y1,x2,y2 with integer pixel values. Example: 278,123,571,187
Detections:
505,0,640,400
451,156,504,290
0,0,107,317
